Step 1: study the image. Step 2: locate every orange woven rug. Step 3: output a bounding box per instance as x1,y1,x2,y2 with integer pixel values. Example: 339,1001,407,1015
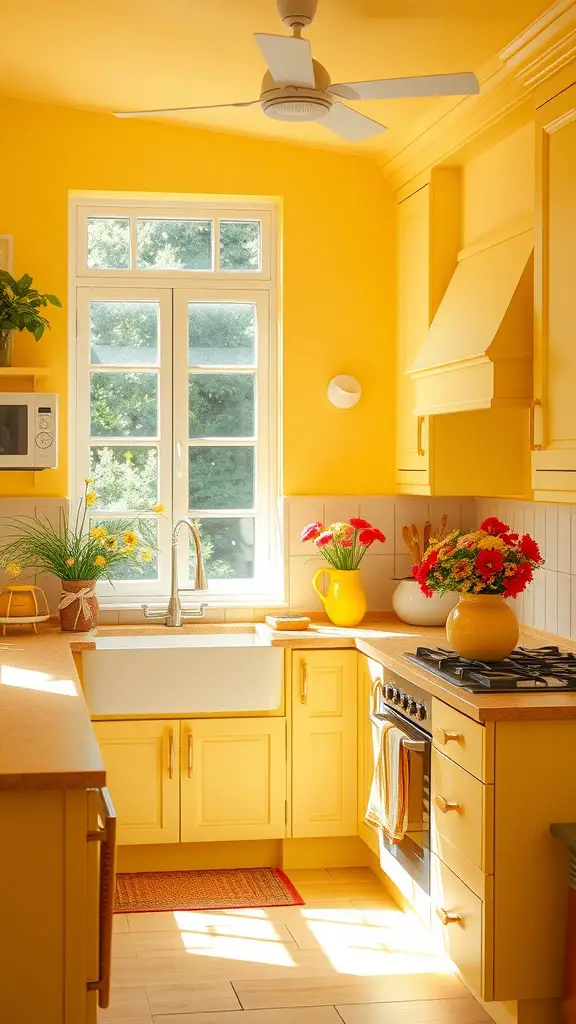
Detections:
115,867,304,914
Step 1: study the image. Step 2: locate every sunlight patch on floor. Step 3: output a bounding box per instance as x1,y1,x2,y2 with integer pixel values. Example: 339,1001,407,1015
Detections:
169,903,456,977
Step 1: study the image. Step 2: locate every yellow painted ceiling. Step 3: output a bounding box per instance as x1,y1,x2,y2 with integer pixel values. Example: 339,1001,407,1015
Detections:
0,0,552,158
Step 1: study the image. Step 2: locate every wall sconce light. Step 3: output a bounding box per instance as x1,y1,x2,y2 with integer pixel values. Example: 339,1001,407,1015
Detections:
327,375,362,409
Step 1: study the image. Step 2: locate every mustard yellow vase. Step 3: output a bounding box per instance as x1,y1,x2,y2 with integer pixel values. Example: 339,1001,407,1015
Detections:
446,593,519,662
312,567,367,627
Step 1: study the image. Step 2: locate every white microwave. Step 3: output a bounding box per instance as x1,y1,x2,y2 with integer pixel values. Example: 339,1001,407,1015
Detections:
0,393,58,470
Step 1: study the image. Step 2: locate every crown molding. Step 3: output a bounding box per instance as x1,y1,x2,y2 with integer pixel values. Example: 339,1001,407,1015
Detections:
379,0,576,194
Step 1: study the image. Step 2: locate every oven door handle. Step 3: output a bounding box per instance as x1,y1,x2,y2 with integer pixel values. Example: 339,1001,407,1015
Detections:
369,712,428,753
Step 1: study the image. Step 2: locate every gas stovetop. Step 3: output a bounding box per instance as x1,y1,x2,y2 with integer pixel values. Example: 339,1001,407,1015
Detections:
404,646,576,693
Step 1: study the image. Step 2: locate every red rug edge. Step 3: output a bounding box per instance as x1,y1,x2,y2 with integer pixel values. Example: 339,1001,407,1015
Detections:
113,866,305,914
272,868,305,907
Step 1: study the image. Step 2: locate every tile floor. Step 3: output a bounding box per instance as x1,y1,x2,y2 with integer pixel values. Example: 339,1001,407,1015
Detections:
100,868,491,1023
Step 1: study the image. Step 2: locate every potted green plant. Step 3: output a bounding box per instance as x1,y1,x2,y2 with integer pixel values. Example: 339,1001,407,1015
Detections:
0,481,165,631
0,270,61,367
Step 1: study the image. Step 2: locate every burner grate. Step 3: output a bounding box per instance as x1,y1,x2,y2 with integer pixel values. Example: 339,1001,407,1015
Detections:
404,646,576,693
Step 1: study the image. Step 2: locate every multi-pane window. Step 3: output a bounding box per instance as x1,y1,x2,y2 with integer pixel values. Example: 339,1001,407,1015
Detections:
72,200,277,601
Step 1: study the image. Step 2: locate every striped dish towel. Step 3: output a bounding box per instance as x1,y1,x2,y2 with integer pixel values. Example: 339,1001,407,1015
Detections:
365,718,410,843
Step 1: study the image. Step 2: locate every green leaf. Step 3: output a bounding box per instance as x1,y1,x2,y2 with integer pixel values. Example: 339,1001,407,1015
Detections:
45,295,62,307
0,270,16,288
19,274,33,293
32,324,44,341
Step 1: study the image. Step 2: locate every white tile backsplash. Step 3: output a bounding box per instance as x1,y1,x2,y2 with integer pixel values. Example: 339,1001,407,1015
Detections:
360,555,396,611
0,497,68,615
285,494,576,633
4,491,575,631
476,498,576,639
287,497,324,556
285,495,476,613
545,570,558,634
558,573,571,639
558,507,571,574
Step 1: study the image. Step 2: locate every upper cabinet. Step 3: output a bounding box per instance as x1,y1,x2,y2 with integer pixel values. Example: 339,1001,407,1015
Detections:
397,184,432,494
532,81,576,501
396,128,535,500
396,171,460,495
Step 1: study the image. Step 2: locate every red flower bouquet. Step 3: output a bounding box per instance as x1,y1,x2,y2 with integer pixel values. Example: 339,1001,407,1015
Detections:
412,517,544,599
301,518,386,569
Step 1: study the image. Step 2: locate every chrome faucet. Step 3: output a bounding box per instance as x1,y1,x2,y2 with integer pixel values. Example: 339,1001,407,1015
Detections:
142,518,208,627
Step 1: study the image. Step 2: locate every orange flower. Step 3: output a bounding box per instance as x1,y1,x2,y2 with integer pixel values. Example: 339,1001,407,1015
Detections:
453,559,471,580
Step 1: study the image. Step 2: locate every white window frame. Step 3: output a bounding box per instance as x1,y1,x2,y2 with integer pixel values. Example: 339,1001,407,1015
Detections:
69,195,281,606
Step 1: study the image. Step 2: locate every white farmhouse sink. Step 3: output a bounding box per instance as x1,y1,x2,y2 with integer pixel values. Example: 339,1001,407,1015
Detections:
82,629,283,716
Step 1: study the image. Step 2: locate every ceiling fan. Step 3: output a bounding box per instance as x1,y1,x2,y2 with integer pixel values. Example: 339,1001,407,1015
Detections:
114,0,480,143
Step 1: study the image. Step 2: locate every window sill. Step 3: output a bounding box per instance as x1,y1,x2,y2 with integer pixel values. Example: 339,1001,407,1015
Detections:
97,593,288,612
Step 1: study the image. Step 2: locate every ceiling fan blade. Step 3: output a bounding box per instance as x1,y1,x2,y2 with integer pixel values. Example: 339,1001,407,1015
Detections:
253,33,315,88
114,101,259,119
330,72,479,101
321,102,387,142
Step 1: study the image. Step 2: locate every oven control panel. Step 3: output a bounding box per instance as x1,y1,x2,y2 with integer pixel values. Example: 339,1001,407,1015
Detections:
379,671,431,731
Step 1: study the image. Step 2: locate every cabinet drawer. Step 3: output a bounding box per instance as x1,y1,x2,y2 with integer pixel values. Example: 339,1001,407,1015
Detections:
431,854,493,1001
431,748,493,874
432,698,493,782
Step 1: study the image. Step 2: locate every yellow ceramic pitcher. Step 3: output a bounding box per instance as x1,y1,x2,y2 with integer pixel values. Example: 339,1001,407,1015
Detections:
312,568,367,627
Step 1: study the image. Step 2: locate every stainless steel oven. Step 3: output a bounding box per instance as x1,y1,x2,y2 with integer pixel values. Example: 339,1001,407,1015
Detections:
370,669,431,893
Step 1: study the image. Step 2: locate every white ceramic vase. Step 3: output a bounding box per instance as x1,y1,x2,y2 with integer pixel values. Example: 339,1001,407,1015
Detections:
392,578,458,627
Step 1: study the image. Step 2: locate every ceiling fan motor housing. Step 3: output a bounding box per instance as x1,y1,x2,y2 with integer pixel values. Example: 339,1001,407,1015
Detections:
261,59,331,122
276,0,319,28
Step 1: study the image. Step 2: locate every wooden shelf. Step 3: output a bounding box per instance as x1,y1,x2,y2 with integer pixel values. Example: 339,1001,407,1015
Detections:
0,367,50,384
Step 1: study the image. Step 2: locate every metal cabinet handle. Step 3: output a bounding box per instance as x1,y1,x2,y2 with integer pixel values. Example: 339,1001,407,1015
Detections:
87,787,117,1009
301,660,308,705
168,729,175,779
436,728,463,745
417,415,425,457
187,732,193,777
436,906,462,926
435,794,461,813
372,678,383,714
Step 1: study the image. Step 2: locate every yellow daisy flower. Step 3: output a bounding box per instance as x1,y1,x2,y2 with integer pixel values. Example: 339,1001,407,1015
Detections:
85,492,97,507
152,503,166,515
123,530,138,548
90,526,107,539
94,555,106,567
477,536,507,551
84,477,93,485
141,549,153,563
66,557,75,567
6,562,21,577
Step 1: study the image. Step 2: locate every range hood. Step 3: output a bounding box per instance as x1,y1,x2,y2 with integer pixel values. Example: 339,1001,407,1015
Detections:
408,229,534,416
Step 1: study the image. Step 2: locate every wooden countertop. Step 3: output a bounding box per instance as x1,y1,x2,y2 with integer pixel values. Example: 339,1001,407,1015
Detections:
0,627,105,791
3,612,576,792
91,615,576,723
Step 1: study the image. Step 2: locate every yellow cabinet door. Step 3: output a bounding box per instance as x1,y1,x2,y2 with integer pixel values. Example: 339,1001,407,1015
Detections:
180,718,287,843
396,185,431,493
292,650,358,838
357,655,381,854
93,720,180,846
533,81,576,500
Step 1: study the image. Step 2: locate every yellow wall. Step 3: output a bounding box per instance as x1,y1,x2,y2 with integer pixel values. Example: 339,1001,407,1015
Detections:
0,95,396,498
